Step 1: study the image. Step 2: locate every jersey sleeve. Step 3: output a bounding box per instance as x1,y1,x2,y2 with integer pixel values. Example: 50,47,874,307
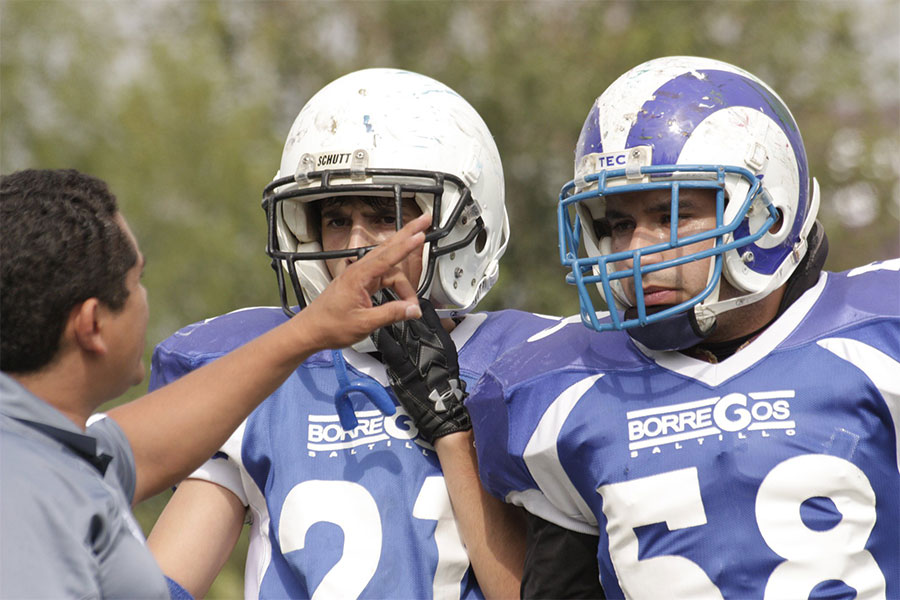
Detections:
149,341,205,392
466,372,531,500
166,576,195,600
184,428,249,506
467,354,602,536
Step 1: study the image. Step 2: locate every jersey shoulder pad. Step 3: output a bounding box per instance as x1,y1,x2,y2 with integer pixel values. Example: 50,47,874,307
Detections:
477,309,564,344
780,262,900,349
457,310,564,374
156,306,288,357
836,259,900,317
484,316,643,390
150,307,289,390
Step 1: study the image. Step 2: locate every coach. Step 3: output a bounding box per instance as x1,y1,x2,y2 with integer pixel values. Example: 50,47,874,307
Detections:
0,169,426,598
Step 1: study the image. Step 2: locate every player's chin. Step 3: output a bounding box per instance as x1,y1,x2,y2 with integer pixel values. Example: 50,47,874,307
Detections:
624,304,678,320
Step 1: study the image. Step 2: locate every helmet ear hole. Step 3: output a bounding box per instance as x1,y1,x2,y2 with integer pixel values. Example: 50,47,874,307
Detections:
756,203,793,249
769,207,786,236
475,228,487,254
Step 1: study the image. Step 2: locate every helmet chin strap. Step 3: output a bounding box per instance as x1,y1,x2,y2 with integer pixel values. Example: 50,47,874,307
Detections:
626,255,792,352
626,306,717,351
690,178,822,325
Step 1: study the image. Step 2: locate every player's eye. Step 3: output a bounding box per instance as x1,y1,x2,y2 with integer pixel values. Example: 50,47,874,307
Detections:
662,211,694,228
368,211,401,229
324,216,350,228
606,219,634,237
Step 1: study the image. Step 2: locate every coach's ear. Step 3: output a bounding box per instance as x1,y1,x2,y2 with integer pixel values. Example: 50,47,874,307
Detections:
68,298,108,356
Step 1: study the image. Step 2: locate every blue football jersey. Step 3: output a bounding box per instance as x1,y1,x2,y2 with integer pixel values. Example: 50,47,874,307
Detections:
468,261,900,600
150,308,560,600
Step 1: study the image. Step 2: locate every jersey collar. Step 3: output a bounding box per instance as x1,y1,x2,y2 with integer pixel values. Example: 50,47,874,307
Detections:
340,313,488,385
636,272,828,386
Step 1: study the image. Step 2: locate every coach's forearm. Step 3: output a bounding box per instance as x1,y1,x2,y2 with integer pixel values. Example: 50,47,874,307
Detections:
112,215,426,505
110,315,322,505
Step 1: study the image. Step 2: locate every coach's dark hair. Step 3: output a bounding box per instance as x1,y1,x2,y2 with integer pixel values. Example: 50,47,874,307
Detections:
0,169,138,373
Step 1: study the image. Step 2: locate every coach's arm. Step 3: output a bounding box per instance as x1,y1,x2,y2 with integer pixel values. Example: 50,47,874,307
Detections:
109,215,428,505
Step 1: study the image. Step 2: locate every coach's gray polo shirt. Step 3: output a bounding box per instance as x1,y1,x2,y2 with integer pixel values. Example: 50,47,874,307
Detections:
0,372,169,599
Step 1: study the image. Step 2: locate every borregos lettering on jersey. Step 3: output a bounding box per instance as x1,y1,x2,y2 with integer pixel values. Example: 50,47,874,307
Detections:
627,391,795,457
307,407,430,457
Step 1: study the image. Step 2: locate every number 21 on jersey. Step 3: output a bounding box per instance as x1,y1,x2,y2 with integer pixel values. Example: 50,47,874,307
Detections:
279,477,469,600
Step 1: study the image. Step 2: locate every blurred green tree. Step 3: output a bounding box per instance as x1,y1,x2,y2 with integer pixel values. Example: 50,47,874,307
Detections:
2,1,897,597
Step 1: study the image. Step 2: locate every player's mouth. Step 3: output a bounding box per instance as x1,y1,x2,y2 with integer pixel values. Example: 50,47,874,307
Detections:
640,286,678,306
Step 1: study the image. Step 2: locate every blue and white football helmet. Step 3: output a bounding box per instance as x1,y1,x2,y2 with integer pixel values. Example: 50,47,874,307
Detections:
558,56,820,350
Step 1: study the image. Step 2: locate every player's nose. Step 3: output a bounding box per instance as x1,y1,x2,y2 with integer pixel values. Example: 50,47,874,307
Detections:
347,220,377,251
626,222,668,264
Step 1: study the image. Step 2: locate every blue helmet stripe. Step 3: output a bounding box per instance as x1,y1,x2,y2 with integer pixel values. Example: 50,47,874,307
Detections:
627,69,808,204
575,101,603,160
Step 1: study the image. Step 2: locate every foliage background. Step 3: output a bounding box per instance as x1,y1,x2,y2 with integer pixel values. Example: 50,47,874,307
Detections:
2,0,898,597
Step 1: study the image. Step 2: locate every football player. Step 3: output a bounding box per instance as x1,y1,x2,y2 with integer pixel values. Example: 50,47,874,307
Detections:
466,56,899,599
146,68,560,599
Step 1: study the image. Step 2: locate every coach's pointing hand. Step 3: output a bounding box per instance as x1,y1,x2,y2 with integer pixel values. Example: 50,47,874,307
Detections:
296,212,428,352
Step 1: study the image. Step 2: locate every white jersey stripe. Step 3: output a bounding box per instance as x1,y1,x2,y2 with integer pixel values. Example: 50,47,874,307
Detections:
522,374,604,529
818,337,900,475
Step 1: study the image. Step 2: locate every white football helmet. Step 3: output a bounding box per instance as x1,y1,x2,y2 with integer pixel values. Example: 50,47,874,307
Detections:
263,68,508,319
558,56,820,349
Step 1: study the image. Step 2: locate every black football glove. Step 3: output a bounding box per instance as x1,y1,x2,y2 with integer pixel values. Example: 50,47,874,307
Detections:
370,293,470,444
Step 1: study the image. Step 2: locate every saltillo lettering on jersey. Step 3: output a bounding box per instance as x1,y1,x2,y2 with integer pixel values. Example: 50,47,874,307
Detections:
468,261,900,600
306,407,438,458
151,307,560,600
